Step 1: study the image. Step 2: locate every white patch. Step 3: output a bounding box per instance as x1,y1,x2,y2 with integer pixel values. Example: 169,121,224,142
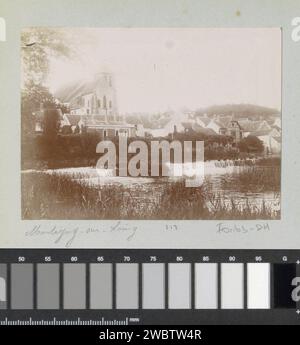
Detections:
0,277,6,301
291,17,300,42
0,17,6,42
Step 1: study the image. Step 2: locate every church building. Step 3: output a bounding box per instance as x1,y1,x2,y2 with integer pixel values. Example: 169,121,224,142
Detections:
56,71,137,137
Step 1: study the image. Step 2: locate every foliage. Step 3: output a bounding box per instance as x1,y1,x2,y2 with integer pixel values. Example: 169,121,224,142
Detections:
43,109,61,137
221,166,281,192
21,27,72,85
21,28,73,136
21,82,57,135
237,135,264,153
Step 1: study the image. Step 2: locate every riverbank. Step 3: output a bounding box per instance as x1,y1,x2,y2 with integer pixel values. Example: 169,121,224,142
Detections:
22,170,280,220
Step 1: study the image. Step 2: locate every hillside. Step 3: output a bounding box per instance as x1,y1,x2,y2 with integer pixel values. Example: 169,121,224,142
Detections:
194,104,280,121
125,104,280,129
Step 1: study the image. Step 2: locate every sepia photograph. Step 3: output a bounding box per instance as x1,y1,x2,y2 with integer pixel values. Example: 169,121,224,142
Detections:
21,28,281,220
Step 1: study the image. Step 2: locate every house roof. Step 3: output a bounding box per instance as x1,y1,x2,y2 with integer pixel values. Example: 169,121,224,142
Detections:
181,121,193,129
271,125,281,132
167,120,185,132
63,114,126,127
226,120,242,129
64,114,82,126
238,119,265,132
192,123,217,136
207,116,233,129
33,109,63,120
210,120,226,129
195,116,211,126
272,136,281,143
82,115,106,124
87,123,135,129
149,128,170,137
217,116,233,128
69,97,82,110
249,130,272,137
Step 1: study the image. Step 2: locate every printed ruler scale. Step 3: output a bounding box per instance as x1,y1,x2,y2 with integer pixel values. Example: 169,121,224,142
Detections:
0,317,135,326
0,249,299,325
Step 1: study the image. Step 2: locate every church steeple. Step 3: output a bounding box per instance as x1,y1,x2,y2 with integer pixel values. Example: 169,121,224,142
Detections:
94,70,118,122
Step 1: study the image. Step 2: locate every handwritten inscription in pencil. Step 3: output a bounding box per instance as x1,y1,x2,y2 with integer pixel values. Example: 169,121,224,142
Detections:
216,222,270,234
26,222,138,247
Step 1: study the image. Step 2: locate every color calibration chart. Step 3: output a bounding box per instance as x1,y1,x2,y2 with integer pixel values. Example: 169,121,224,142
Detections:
0,249,299,325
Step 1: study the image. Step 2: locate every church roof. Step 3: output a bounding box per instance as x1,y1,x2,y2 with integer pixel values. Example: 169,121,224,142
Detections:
55,72,113,103
63,114,130,127
55,79,99,103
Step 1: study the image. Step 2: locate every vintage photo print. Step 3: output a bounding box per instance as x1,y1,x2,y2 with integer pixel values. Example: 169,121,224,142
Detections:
21,28,281,220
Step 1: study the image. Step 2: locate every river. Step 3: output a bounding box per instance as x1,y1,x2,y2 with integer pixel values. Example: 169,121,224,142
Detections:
22,159,280,215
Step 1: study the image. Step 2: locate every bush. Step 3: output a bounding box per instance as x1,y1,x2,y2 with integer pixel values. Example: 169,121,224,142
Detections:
238,135,264,153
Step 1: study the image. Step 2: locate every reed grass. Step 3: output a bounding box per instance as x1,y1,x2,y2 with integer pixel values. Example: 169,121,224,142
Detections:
22,171,280,220
220,166,280,192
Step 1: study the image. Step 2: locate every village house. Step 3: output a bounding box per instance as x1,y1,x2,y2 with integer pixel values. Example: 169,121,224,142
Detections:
197,115,243,143
60,114,83,133
247,128,281,154
183,112,281,154
238,118,281,154
60,114,137,137
218,120,243,143
33,110,44,133
144,109,281,154
238,118,271,136
149,112,187,138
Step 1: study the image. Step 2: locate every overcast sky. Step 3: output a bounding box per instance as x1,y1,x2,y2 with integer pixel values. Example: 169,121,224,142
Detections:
47,28,281,113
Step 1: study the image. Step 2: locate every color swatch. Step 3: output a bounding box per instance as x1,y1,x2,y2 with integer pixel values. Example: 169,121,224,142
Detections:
247,263,270,309
273,264,297,308
11,264,33,310
90,263,113,309
142,263,165,309
63,264,86,309
221,263,244,309
116,264,139,309
168,263,191,309
195,263,218,309
37,263,60,309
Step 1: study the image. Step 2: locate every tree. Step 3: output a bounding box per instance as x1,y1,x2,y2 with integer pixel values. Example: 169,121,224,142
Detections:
21,28,72,85
237,135,264,153
43,108,61,137
21,28,73,136
21,82,58,136
74,125,80,134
